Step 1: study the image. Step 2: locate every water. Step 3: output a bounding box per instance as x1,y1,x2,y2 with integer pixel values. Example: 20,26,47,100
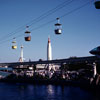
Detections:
0,82,99,100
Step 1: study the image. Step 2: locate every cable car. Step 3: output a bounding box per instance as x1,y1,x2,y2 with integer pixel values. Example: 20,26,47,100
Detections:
12,38,17,49
54,18,62,34
25,26,31,41
94,0,100,9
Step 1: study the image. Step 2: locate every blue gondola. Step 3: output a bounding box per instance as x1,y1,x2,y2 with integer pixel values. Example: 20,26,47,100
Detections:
54,18,62,34
94,0,100,9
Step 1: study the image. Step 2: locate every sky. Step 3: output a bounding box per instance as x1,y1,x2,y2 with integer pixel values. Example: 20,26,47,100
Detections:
0,0,100,62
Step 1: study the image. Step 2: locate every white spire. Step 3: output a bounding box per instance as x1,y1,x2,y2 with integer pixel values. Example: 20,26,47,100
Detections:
19,45,24,62
47,37,52,60
93,62,97,78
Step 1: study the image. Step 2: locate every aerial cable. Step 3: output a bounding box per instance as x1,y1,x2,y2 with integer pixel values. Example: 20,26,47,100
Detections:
31,1,93,31
30,19,56,31
59,0,93,19
0,33,24,45
0,0,92,45
0,0,74,42
28,0,74,26
0,26,25,42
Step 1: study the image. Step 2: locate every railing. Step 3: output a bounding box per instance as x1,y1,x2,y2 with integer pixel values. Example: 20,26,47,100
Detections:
0,56,99,67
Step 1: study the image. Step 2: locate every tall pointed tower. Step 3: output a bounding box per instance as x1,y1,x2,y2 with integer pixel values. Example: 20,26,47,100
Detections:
19,45,24,62
47,37,52,60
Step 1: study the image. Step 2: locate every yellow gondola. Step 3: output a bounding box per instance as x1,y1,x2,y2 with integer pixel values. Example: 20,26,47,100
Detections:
25,26,31,41
12,38,17,49
12,45,17,49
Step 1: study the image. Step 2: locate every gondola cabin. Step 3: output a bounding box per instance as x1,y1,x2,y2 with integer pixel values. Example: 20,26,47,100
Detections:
12,38,17,49
12,45,17,49
55,18,62,34
94,0,100,9
25,26,31,41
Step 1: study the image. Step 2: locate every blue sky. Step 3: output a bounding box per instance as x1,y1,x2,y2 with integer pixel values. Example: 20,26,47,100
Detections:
0,0,100,62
